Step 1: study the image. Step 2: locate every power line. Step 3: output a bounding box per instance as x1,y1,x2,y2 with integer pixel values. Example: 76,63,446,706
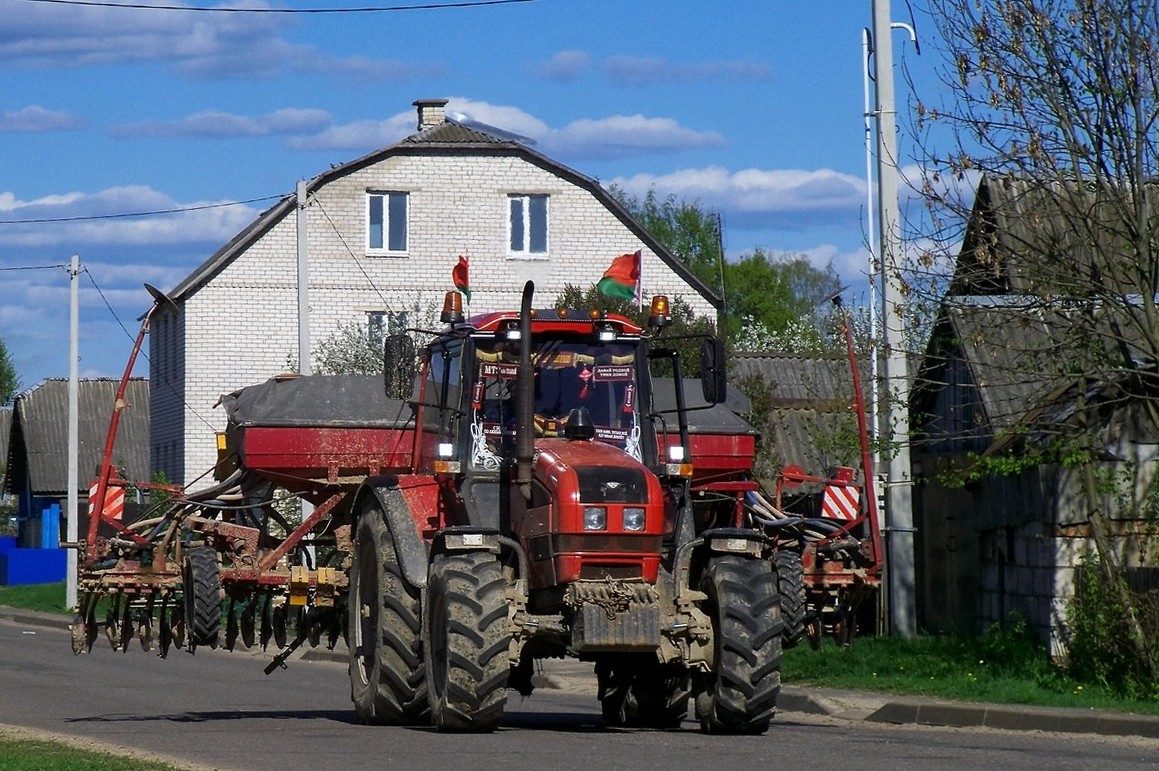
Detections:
82,266,219,430
16,0,535,12
0,194,284,225
0,263,67,271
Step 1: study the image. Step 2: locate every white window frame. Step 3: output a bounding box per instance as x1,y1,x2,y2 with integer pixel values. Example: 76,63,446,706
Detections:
507,193,549,258
367,191,409,255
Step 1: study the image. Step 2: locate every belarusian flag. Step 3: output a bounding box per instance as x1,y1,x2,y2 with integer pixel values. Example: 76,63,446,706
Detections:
597,250,640,301
452,255,471,303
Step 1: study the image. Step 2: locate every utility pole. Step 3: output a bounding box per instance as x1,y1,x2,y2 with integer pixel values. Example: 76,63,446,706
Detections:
871,0,916,636
296,179,311,376
66,253,80,611
295,180,315,565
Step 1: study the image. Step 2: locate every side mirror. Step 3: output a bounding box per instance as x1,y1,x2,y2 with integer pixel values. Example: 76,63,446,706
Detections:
700,338,727,405
383,333,416,400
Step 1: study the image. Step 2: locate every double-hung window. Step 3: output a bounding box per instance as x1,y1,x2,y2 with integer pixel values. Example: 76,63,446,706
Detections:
508,193,548,256
367,191,408,254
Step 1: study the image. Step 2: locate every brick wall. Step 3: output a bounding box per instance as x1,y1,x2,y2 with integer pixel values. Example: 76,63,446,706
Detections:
165,150,718,486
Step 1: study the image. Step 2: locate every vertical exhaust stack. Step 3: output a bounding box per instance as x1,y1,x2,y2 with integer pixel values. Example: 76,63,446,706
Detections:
515,281,535,502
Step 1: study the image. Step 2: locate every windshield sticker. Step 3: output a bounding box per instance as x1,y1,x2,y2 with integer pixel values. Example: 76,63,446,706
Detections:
593,364,633,382
481,361,519,380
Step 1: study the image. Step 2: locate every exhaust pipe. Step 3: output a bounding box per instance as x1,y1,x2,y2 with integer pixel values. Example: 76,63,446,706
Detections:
516,281,535,502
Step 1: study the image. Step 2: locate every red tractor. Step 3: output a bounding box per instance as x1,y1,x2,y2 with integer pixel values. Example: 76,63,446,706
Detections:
71,281,788,734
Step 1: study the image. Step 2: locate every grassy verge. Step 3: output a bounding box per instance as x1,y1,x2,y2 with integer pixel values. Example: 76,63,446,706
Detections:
783,629,1159,716
0,582,71,615
0,736,185,771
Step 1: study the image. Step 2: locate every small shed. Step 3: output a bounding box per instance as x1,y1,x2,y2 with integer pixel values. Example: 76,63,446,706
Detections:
911,173,1159,653
3,378,151,549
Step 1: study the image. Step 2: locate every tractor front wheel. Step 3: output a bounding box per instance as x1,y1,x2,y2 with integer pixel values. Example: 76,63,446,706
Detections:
426,551,509,732
348,505,428,725
697,554,782,734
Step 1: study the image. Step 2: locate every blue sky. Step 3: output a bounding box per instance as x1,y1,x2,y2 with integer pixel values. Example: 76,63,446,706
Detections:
0,0,938,393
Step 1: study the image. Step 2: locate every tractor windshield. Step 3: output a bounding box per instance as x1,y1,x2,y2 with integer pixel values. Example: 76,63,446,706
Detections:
468,337,643,469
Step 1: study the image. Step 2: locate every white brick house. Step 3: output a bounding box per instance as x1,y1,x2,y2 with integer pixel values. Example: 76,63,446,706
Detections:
151,98,721,487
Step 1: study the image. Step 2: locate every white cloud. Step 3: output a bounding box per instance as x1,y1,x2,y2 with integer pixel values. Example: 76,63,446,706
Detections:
0,105,86,132
112,108,333,139
287,117,410,152
533,50,590,82
0,186,262,247
0,3,437,83
546,115,726,159
611,166,865,228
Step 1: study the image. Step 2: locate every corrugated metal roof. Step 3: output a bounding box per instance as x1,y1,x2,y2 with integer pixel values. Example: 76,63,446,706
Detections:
729,353,866,478
4,379,150,496
730,352,861,408
915,301,1147,436
952,175,1159,296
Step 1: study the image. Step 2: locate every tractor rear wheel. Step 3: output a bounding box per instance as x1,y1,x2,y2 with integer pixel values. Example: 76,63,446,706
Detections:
182,547,222,650
773,549,806,649
697,554,782,734
426,551,509,732
348,505,428,725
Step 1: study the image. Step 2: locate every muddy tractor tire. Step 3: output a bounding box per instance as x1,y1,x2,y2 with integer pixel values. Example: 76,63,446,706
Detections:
697,554,783,734
625,661,691,728
182,547,222,650
773,549,807,649
426,551,509,732
348,506,428,725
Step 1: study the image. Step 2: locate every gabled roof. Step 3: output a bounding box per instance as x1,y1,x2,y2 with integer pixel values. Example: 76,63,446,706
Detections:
3,379,150,497
951,174,1159,296
914,303,1062,434
167,112,721,311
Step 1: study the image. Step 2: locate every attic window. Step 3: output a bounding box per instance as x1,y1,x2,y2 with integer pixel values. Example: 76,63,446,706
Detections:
368,192,408,254
508,194,548,257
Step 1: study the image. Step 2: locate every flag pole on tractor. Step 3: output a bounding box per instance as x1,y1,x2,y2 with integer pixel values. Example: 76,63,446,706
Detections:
597,249,641,306
453,255,470,304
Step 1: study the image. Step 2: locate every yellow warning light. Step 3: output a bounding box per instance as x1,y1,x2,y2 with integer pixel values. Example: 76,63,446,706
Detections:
648,295,672,329
440,291,464,324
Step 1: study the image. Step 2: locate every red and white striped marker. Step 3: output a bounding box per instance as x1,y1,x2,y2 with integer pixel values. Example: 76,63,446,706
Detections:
821,483,860,520
88,482,125,521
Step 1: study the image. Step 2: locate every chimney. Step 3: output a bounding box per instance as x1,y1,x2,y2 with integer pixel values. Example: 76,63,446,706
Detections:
413,98,449,131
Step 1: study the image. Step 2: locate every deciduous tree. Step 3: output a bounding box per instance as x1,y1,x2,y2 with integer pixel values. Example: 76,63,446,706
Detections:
910,0,1159,682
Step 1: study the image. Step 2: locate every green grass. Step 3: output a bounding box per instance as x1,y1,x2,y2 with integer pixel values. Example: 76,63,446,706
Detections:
0,582,71,615
783,632,1159,716
0,737,184,771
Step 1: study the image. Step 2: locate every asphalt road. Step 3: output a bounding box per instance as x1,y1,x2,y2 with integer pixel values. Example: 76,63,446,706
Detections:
2,617,1159,771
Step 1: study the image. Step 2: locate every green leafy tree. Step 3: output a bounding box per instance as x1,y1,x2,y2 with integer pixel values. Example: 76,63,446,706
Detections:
552,284,715,377
608,185,845,351
0,335,18,406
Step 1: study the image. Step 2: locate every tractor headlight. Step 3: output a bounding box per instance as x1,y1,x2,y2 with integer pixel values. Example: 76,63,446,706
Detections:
583,506,607,531
622,507,646,532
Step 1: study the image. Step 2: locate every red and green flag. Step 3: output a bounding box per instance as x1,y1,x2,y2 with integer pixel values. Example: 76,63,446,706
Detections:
597,250,640,302
452,255,471,303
